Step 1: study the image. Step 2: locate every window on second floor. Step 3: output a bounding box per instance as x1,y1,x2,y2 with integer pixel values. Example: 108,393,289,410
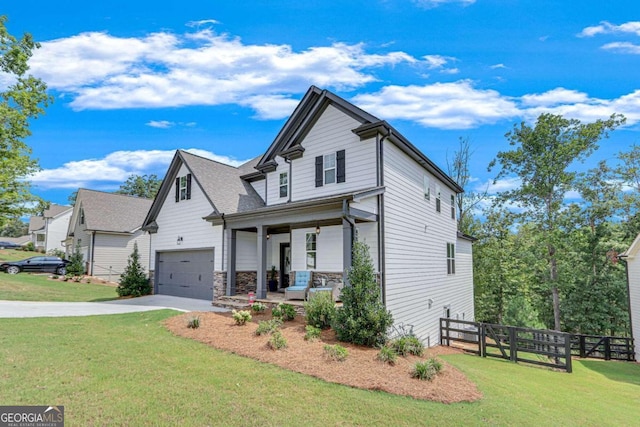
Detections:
451,194,456,220
447,243,455,275
435,185,442,213
423,175,430,201
80,208,85,225
175,174,192,202
279,172,288,198
315,150,345,187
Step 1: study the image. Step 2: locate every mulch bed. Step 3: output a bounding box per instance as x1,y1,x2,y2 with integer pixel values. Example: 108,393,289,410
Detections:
164,311,483,403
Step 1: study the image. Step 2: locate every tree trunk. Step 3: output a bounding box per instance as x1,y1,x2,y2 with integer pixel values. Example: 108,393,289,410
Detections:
549,244,561,331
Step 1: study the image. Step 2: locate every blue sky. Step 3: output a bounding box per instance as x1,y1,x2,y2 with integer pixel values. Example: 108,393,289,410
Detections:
3,0,639,206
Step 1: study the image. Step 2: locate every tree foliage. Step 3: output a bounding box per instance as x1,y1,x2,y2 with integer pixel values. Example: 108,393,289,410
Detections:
489,113,624,330
333,240,393,347
0,16,52,226
66,243,85,277
116,174,162,199
117,242,151,297
0,216,28,237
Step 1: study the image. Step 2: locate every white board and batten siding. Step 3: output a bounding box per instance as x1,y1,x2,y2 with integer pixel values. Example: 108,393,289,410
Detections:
265,104,378,206
92,231,150,281
383,140,473,346
151,163,223,270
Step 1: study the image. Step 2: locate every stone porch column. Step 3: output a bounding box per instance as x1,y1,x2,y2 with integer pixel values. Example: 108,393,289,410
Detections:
256,225,267,299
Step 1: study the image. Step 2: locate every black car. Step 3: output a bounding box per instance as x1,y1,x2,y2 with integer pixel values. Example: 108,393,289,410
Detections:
1,256,70,275
0,241,22,250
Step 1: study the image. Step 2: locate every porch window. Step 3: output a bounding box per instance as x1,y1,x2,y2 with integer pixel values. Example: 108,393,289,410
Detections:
447,243,455,275
435,185,441,213
451,194,456,219
423,175,430,201
306,232,316,269
175,174,192,202
279,172,288,198
324,153,336,184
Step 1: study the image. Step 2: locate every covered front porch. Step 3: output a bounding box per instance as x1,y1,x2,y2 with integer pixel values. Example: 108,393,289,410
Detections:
208,189,381,302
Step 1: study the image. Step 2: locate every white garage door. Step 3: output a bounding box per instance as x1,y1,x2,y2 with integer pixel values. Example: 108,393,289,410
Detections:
156,250,214,300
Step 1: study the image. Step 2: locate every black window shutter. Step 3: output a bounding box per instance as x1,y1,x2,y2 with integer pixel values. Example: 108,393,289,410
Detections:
175,177,180,202
315,156,323,187
336,150,346,183
186,174,192,200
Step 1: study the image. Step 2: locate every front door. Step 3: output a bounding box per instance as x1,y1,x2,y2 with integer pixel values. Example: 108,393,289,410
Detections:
279,243,290,289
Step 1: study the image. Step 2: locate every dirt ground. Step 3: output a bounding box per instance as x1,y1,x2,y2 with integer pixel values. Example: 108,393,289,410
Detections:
165,311,482,403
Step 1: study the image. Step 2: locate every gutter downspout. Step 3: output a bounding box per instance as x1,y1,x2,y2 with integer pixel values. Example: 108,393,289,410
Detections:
377,128,392,305
221,213,226,272
618,254,636,359
342,199,356,285
90,231,96,276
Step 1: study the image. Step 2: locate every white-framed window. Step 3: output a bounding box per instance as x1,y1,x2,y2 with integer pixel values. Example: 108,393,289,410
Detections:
36,234,45,243
279,172,288,198
436,185,442,213
324,153,336,184
80,208,85,225
305,232,317,269
423,175,430,201
447,243,455,275
179,176,188,200
451,194,456,219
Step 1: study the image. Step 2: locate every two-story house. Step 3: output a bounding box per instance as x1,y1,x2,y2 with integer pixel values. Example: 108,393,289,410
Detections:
66,189,152,281
143,86,474,345
29,204,73,252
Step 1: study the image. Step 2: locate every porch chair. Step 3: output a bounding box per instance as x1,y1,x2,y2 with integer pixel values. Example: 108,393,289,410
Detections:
284,271,312,300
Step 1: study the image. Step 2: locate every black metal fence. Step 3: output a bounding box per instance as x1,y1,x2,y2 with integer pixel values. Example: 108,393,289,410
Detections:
440,318,636,373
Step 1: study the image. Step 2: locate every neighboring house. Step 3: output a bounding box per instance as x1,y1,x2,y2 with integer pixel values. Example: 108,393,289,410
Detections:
65,189,152,282
620,234,640,361
29,204,73,252
143,86,474,345
0,235,30,247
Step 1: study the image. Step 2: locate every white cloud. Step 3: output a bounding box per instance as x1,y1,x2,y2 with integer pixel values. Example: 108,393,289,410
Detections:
30,149,247,190
186,19,220,28
579,21,640,37
412,0,476,8
602,42,640,54
520,88,590,107
351,80,520,129
29,28,422,116
146,120,175,128
490,63,506,69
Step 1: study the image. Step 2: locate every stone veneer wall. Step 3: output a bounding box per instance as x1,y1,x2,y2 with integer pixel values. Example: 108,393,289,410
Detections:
235,271,257,294
213,271,227,299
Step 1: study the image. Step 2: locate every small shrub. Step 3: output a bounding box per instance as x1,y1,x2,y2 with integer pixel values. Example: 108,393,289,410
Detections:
232,310,252,326
51,275,59,280
323,344,348,362
117,242,150,297
304,325,322,341
256,319,282,336
66,243,85,277
46,248,66,259
391,336,424,357
377,346,398,365
24,242,35,252
268,331,287,350
251,301,267,314
272,303,296,321
411,358,443,381
304,291,336,329
187,316,200,329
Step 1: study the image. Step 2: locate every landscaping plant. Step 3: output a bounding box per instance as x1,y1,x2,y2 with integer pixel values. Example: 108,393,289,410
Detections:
268,331,287,350
117,242,151,297
251,301,267,314
411,358,443,381
232,310,252,326
391,335,424,357
376,346,398,365
304,291,335,329
272,303,296,321
304,325,321,341
323,344,348,362
255,319,282,336
66,243,85,277
187,316,200,329
333,240,393,347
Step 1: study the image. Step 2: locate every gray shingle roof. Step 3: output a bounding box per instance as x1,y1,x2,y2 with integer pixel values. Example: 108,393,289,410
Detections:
44,204,72,218
77,189,153,233
179,151,265,215
28,216,45,233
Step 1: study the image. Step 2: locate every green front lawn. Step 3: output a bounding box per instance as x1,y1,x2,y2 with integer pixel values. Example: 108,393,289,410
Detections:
0,248,31,262
0,271,117,301
0,311,638,426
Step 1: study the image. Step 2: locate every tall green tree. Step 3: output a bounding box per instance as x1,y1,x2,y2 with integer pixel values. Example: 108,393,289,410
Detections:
0,16,52,226
490,113,624,331
0,216,28,237
447,137,485,235
116,174,161,199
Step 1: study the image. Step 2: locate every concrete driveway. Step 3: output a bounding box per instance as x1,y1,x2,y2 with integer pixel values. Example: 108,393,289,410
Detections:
0,295,228,318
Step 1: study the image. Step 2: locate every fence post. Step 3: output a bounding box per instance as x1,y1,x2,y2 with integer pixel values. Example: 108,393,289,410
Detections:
509,327,517,362
564,333,572,373
604,337,611,361
481,323,486,358
579,335,585,358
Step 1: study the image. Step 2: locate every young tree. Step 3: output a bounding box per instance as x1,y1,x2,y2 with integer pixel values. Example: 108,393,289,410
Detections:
66,243,85,277
333,240,393,347
117,242,151,297
0,16,52,225
116,174,162,199
490,113,624,330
